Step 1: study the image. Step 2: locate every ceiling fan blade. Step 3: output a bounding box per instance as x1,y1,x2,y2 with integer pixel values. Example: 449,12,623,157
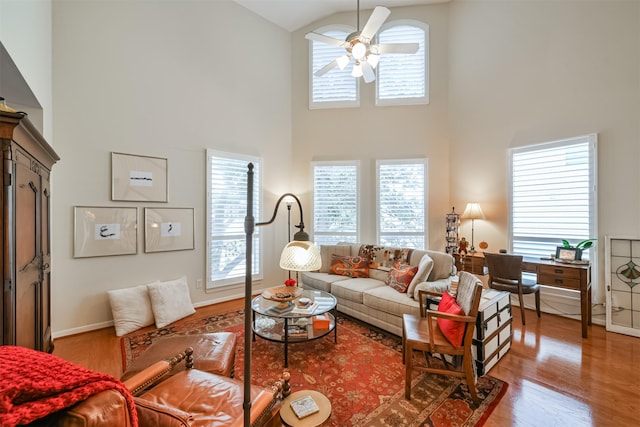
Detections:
305,32,347,48
375,43,420,54
361,61,376,83
360,6,391,41
314,59,339,77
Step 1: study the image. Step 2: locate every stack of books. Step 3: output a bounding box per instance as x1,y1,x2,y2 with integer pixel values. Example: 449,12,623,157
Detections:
287,324,308,338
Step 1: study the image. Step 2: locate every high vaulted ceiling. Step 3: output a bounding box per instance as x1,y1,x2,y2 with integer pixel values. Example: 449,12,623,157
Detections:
231,0,450,32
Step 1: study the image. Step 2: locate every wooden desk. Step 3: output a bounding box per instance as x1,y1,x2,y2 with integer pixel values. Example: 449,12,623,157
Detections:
522,258,592,338
455,252,592,338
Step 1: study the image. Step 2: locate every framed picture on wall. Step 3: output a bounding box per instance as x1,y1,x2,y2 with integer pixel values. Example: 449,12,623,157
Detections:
111,152,168,202
144,207,195,253
73,206,138,258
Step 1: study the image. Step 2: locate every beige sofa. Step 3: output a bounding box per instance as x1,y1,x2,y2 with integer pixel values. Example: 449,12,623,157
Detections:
301,243,457,336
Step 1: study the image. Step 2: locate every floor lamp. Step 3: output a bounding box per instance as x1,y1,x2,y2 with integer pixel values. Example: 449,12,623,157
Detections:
461,202,485,253
244,163,321,427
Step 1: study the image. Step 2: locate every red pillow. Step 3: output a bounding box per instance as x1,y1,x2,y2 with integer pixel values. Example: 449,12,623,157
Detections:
329,254,369,278
385,263,419,293
437,291,466,347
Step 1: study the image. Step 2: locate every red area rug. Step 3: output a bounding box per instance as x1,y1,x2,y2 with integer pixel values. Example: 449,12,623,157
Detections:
121,310,507,426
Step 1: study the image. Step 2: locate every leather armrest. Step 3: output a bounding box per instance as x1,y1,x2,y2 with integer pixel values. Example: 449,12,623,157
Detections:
134,397,192,427
123,361,172,396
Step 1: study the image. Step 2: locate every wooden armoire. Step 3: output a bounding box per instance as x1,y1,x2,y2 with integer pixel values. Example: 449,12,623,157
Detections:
1,110,59,352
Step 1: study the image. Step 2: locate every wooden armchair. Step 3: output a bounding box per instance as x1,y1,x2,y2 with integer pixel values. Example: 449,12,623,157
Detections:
402,271,483,404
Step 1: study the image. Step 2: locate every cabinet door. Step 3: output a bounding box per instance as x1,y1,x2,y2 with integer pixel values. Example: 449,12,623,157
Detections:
14,154,41,350
40,171,53,351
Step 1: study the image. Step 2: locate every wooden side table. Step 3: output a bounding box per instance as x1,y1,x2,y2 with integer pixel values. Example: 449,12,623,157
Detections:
280,390,331,426
454,252,487,275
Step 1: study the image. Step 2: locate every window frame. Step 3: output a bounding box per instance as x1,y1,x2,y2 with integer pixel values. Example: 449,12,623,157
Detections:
375,19,429,107
311,160,360,245
376,158,428,249
205,149,262,289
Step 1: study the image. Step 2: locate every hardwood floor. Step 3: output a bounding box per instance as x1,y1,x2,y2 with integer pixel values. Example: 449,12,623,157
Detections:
53,300,639,426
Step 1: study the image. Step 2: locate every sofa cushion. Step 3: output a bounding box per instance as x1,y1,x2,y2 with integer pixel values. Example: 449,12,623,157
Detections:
424,250,456,281
329,254,369,278
108,282,157,336
319,244,351,273
359,245,411,271
330,278,385,304
363,285,420,317
437,291,465,347
301,272,349,292
385,264,418,293
413,278,451,298
407,254,434,297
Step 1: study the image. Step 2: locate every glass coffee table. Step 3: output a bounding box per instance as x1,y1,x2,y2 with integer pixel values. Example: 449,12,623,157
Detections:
251,289,337,367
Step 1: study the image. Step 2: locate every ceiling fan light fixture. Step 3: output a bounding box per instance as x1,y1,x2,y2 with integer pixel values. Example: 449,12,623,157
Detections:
352,62,363,78
351,42,367,61
337,54,351,70
366,53,380,69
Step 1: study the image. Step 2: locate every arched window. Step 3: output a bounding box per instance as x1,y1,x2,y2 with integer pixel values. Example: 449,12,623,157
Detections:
376,21,428,106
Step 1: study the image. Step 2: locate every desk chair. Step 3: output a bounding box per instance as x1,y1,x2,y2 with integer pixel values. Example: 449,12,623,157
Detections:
484,252,541,325
402,271,483,404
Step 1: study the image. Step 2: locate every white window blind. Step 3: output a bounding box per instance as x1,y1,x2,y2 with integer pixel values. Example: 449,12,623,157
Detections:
509,134,597,260
312,161,359,246
377,159,427,248
206,150,261,289
376,22,428,106
310,27,358,109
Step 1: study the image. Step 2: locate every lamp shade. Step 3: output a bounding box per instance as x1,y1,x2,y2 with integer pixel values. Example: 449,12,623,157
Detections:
279,240,322,272
461,202,485,220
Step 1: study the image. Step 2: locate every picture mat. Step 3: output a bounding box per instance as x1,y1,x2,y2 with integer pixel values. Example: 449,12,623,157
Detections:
112,152,168,202
73,206,138,258
144,207,194,253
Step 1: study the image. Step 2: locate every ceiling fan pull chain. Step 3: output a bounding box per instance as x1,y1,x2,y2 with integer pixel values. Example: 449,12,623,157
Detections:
356,0,360,31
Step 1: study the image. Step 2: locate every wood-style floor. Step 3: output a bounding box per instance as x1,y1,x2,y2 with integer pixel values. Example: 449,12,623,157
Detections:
53,299,640,426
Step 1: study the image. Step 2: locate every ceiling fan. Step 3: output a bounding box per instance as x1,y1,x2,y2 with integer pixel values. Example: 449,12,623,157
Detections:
305,0,419,84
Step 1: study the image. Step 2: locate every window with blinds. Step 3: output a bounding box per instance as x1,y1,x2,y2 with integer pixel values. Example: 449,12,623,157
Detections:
509,134,597,260
312,161,359,246
377,159,427,248
310,26,359,109
206,150,261,289
376,22,428,106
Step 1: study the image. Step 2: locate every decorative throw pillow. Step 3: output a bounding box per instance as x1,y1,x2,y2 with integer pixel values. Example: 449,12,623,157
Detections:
385,263,419,293
437,291,466,348
108,282,157,336
359,245,411,270
320,245,351,272
329,254,369,278
407,254,435,297
148,276,196,328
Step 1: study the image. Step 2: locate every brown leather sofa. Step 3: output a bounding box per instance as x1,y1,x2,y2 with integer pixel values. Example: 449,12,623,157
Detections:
30,348,290,427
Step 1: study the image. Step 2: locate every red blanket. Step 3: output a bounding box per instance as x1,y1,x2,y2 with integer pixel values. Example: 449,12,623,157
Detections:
0,346,138,427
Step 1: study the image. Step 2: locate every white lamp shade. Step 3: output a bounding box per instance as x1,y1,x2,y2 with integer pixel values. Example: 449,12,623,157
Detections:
279,240,322,272
461,202,485,220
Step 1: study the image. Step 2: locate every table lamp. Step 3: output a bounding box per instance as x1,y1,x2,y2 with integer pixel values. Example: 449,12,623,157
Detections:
461,202,485,253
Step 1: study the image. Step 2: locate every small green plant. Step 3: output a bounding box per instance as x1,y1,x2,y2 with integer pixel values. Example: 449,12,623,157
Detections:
561,239,596,250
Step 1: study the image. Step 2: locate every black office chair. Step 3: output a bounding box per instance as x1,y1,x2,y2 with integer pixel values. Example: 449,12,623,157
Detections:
484,253,541,325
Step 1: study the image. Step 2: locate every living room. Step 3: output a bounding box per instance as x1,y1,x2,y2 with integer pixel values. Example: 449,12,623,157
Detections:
1,0,639,425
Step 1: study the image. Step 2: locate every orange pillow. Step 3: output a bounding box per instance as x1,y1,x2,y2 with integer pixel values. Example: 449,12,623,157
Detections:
329,254,369,278
385,263,418,293
437,291,465,347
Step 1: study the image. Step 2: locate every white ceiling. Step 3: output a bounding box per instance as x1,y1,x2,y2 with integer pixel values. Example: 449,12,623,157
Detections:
231,0,449,32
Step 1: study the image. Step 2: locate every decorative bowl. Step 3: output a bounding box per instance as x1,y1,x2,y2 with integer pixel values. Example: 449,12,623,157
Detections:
262,286,303,302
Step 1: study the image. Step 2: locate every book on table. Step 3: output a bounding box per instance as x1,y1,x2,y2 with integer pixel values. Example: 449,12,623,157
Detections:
290,395,320,419
286,324,308,338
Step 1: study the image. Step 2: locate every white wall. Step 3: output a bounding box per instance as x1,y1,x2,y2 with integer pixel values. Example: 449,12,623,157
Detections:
291,4,452,249
448,0,640,309
51,0,292,335
0,0,52,137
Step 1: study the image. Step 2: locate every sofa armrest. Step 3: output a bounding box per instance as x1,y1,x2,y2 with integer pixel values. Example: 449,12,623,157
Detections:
123,347,194,396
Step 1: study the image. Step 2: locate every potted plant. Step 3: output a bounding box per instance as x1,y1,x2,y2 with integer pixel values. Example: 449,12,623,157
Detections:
556,239,596,261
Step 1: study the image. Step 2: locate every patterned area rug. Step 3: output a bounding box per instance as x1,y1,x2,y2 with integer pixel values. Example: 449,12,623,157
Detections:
121,310,507,426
